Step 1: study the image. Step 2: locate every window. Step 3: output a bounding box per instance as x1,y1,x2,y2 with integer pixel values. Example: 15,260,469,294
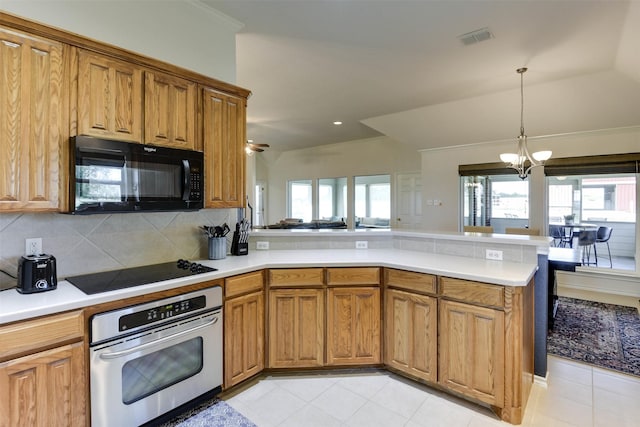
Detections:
461,174,529,233
318,177,347,220
288,179,312,222
544,152,639,271
286,175,390,228
354,175,390,228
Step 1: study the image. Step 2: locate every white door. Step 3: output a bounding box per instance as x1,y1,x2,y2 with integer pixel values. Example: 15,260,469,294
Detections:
395,172,422,229
255,182,267,227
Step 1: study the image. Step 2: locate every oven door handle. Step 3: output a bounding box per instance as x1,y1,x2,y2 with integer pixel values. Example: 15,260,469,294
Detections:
98,316,218,360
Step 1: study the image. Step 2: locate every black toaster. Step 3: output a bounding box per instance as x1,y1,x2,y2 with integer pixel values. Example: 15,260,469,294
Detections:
17,254,57,294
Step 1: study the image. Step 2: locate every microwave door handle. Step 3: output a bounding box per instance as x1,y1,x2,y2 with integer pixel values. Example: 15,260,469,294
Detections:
182,159,190,200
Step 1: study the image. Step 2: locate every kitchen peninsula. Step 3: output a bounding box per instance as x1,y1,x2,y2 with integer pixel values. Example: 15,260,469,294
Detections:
0,230,549,425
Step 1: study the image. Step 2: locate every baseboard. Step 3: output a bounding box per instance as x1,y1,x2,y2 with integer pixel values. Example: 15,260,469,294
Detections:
534,374,548,388
556,270,640,310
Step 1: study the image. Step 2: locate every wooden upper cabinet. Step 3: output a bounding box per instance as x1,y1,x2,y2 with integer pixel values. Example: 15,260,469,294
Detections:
202,87,246,208
77,50,143,142
144,71,197,149
0,27,66,211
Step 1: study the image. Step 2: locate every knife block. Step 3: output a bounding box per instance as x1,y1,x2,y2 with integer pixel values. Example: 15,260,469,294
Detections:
230,231,248,256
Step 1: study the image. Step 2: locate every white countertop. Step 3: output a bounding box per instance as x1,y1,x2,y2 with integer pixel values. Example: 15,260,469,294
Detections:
0,249,538,325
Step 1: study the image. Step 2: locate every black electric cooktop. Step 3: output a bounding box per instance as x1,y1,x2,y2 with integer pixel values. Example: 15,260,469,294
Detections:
66,260,217,295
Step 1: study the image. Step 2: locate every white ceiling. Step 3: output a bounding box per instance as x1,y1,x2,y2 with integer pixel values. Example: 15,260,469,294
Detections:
202,0,640,152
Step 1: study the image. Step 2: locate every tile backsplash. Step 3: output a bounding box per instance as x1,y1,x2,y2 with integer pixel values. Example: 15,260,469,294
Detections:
0,209,236,289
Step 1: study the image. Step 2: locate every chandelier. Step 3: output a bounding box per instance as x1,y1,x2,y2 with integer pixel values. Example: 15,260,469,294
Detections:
499,67,551,179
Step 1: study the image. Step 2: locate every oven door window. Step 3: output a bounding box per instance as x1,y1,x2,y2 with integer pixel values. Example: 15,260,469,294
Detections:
121,336,203,405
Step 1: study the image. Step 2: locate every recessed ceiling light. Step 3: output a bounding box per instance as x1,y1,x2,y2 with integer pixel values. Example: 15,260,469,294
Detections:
247,139,254,143
333,121,342,125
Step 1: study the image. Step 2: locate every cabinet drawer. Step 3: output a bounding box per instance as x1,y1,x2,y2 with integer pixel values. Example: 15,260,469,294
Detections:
326,267,380,286
0,310,84,360
440,277,504,308
225,270,264,298
384,268,437,295
269,268,324,287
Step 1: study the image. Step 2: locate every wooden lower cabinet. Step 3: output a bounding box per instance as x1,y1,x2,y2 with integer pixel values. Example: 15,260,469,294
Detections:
327,287,380,365
268,288,324,368
384,289,437,382
224,291,265,388
0,342,86,427
439,299,505,407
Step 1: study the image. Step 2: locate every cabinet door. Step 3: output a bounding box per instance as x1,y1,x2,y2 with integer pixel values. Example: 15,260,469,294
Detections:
327,287,380,365
224,291,264,388
77,50,143,142
384,289,437,382
0,27,64,211
439,299,505,406
268,289,324,368
144,71,196,149
202,88,246,208
0,342,86,427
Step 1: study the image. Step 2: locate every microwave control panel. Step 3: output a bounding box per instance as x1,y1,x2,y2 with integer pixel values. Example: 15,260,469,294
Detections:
189,165,202,200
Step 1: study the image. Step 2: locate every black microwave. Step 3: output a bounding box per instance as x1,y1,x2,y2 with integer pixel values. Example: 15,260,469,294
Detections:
70,136,204,214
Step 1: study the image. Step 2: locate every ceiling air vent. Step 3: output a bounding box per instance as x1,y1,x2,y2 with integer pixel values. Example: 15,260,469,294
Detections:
458,27,494,46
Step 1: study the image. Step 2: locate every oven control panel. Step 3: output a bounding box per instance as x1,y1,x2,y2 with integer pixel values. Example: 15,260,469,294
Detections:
119,295,206,331
90,286,222,345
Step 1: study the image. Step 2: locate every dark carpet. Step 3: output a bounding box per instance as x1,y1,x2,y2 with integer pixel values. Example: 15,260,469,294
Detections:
159,398,256,427
548,296,640,377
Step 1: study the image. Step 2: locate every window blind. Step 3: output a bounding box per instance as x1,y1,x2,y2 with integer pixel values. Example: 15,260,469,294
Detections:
458,162,523,176
544,153,640,176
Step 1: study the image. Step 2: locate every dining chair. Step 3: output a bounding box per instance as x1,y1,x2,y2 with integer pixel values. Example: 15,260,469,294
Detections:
505,227,540,236
548,225,563,246
559,226,575,248
463,225,494,233
595,226,613,268
577,229,598,266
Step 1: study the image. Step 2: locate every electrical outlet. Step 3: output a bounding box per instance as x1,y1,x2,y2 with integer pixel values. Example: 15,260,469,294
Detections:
256,241,269,250
355,241,368,249
25,238,42,256
485,249,503,261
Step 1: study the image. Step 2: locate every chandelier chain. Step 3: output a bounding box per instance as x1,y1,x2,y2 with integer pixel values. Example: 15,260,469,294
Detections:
520,70,525,137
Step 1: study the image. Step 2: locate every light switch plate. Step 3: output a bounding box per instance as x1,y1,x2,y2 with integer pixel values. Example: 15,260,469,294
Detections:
256,241,269,250
355,241,368,249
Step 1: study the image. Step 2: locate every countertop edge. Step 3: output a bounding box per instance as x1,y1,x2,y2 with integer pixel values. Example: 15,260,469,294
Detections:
0,249,538,325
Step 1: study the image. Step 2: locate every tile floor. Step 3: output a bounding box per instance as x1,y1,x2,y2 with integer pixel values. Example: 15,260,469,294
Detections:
222,356,640,427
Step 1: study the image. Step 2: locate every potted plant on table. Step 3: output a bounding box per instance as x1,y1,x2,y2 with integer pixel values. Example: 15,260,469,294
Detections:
563,214,575,225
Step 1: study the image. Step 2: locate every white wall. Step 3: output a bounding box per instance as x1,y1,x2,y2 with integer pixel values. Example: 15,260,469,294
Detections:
260,136,421,224
0,0,240,83
421,126,640,233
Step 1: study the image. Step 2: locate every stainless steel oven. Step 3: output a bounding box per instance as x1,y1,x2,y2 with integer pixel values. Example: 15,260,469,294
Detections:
89,286,222,427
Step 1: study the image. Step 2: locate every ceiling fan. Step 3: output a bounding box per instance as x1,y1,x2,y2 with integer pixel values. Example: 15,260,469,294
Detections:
246,141,270,153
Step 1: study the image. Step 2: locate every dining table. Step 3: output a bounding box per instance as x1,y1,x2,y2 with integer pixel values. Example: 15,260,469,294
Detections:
551,222,598,248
